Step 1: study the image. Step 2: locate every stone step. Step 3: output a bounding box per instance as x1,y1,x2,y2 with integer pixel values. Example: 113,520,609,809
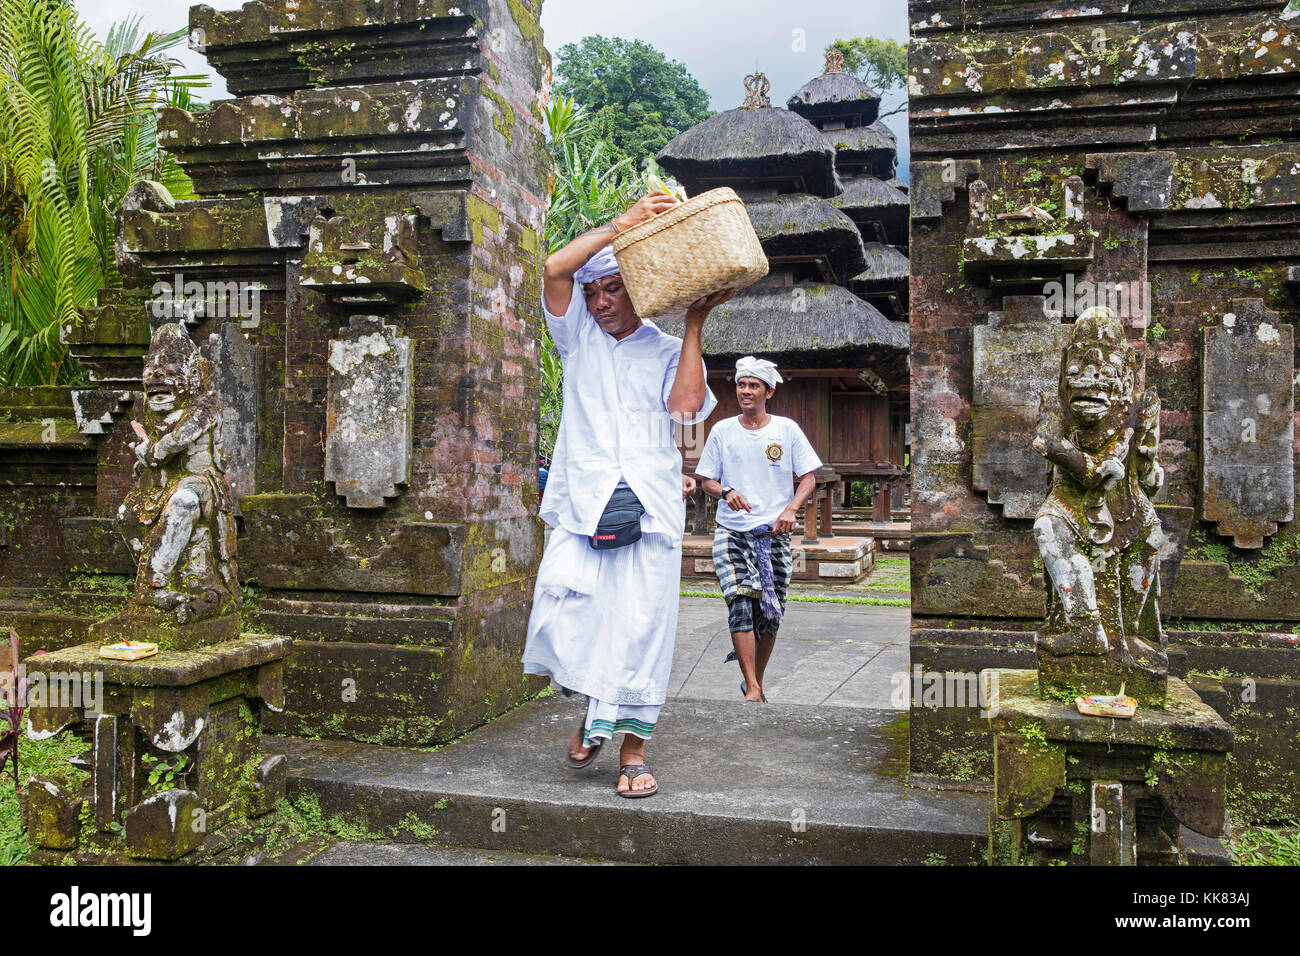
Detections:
267,696,991,866
308,841,629,866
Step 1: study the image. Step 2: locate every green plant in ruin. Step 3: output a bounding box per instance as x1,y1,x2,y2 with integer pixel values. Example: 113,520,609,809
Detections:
0,731,90,865
0,2,205,387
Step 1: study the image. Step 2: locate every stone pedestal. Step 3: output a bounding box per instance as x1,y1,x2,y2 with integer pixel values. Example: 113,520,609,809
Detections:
984,669,1231,866
23,635,290,863
87,604,241,651
681,533,875,583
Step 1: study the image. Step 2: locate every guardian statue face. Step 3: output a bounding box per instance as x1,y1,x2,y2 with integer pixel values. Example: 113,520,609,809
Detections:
1061,308,1135,428
89,322,241,648
141,324,206,417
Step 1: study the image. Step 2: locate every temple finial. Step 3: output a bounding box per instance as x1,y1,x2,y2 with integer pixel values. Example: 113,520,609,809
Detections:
742,72,771,109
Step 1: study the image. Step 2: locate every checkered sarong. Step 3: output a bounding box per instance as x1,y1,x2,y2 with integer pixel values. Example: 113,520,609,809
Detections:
712,528,790,639
712,527,793,635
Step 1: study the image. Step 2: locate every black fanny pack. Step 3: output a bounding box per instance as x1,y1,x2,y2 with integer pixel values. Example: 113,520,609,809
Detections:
589,486,645,550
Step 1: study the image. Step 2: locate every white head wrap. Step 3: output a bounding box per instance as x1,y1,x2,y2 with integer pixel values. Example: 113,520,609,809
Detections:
735,355,783,389
573,246,621,285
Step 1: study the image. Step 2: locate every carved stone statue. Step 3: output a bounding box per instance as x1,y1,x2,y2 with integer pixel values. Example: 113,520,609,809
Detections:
1031,306,1167,705
91,323,241,648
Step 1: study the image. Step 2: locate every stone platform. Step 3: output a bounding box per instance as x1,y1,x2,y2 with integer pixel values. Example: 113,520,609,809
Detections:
984,669,1232,865
268,696,990,865
24,635,291,863
831,520,910,551
681,533,875,583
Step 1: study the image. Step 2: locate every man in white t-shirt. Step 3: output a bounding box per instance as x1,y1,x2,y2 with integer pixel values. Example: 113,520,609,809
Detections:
695,356,821,702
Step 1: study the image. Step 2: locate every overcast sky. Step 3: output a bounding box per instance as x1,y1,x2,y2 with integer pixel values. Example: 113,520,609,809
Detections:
82,0,910,170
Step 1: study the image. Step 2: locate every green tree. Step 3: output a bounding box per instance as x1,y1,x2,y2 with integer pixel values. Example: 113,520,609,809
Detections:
827,36,908,119
553,35,711,167
0,4,205,386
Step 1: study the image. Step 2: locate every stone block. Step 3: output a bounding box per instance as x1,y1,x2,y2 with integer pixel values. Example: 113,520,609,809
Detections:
325,316,414,509
1201,299,1294,549
819,560,863,578
251,754,287,816
25,777,83,850
125,789,204,861
971,296,1070,518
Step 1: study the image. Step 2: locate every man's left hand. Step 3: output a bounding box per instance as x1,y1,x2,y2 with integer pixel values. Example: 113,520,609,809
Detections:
684,288,737,326
774,505,799,535
682,475,697,498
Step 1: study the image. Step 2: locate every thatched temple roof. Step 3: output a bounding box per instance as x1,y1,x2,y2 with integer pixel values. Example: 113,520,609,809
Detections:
831,174,908,216
657,107,840,197
851,243,910,288
787,73,881,125
823,121,896,165
830,178,909,244
745,194,867,282
659,282,907,371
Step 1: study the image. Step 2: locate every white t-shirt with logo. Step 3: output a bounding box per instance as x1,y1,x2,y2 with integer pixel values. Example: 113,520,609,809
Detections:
695,415,823,532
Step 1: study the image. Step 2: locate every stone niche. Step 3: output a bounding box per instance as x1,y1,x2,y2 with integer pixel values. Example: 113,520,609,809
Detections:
325,316,414,509
1201,299,1294,549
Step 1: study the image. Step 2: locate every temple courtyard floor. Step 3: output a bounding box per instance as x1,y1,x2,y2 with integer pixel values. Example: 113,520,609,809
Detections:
263,577,1226,865
265,585,996,865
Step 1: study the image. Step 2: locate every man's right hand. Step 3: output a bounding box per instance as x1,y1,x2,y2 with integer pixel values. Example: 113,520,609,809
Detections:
614,191,678,233
543,191,677,316
723,490,752,513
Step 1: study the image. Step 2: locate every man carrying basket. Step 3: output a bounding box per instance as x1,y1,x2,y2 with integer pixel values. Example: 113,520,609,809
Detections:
522,191,735,798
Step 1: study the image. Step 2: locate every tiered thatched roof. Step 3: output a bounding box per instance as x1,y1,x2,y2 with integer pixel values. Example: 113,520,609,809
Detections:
660,283,906,372
852,244,911,287
787,73,881,125
830,178,909,243
822,121,897,175
745,195,867,282
656,107,840,197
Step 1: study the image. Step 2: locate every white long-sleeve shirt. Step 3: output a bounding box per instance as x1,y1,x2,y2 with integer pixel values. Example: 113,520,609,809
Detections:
540,285,716,546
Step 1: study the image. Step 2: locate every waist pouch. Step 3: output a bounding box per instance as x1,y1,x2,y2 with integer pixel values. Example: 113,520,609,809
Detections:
589,486,645,550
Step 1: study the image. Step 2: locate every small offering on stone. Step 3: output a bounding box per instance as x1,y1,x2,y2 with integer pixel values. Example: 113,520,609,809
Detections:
1075,688,1138,719
99,641,159,661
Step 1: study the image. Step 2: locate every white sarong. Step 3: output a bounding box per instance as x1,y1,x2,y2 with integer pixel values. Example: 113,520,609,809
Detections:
522,527,681,742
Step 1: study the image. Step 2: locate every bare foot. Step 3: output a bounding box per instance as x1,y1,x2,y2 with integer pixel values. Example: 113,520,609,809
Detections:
570,727,594,762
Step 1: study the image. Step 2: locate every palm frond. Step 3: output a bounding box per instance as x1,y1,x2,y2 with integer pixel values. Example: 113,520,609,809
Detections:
0,1,198,386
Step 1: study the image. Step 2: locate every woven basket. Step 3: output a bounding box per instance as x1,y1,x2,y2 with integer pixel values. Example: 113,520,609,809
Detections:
611,187,769,319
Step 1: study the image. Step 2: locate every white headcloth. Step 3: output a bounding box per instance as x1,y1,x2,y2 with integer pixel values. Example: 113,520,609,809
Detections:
573,246,620,284
735,355,783,389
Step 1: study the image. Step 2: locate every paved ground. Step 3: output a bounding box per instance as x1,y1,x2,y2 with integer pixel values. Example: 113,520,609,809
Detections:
285,695,988,866
669,596,909,709
296,587,927,865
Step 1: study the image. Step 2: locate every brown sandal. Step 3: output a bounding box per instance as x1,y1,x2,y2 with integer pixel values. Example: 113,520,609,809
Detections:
565,722,602,770
617,763,658,798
